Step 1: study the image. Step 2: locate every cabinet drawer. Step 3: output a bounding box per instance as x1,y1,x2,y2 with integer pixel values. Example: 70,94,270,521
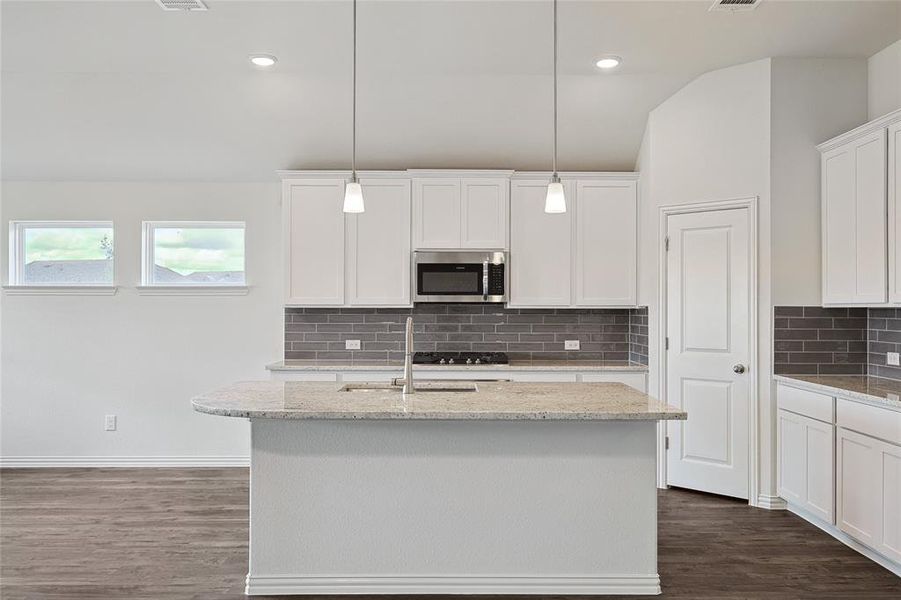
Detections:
837,399,901,446
777,384,835,423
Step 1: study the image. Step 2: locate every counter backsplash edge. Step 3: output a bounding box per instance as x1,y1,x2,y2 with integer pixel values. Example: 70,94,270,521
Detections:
285,305,649,365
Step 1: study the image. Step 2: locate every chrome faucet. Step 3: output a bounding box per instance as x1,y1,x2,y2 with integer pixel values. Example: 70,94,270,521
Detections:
402,316,415,394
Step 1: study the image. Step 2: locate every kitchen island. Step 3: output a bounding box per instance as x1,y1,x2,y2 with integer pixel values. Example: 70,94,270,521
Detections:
193,380,686,596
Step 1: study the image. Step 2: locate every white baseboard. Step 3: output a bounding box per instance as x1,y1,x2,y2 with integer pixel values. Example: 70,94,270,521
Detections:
0,455,249,468
245,574,662,596
786,504,901,577
755,493,788,510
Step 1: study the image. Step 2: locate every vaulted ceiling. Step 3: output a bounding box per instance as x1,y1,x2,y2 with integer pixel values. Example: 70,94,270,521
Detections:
2,0,899,181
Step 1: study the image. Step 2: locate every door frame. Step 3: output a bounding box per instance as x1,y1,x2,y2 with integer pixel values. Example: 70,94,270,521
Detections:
657,196,759,506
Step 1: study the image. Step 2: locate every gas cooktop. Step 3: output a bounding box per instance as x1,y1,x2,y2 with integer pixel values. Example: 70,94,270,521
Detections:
412,352,509,366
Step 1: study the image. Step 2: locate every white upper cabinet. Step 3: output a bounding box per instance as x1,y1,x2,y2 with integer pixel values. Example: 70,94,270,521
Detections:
461,178,509,248
821,129,887,305
509,179,573,307
574,179,637,307
413,175,509,249
412,178,461,249
889,120,901,303
283,178,345,306
346,178,412,306
819,109,901,307
510,176,638,308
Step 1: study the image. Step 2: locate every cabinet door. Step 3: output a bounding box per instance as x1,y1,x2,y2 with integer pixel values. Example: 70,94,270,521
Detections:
804,416,835,522
412,179,461,248
283,179,345,305
574,180,637,306
509,179,572,306
778,409,806,507
837,427,881,547
346,178,411,306
822,130,887,305
461,178,508,249
889,122,901,303
877,438,901,563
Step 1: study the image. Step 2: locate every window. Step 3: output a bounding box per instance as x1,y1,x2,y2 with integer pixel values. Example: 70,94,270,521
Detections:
142,222,245,286
9,221,115,286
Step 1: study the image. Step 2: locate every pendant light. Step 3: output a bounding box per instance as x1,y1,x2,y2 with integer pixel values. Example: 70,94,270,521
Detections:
344,0,365,213
545,0,566,214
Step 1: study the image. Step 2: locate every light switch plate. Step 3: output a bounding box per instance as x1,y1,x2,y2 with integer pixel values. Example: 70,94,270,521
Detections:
564,340,580,350
345,339,361,350
104,415,117,431
888,352,900,366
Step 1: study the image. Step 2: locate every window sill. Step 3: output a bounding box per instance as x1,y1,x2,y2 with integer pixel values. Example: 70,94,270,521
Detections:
2,285,118,296
135,285,250,296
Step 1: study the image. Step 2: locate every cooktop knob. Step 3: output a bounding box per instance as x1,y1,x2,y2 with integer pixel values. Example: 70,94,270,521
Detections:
448,358,455,364
475,359,481,364
439,358,446,364
466,358,473,364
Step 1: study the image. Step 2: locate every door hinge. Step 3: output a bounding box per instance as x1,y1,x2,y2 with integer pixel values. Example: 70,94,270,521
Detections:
665,337,669,350
665,436,670,450
664,236,669,251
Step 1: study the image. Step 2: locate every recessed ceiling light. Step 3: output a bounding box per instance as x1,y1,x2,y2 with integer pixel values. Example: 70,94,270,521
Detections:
595,56,622,70
249,54,277,68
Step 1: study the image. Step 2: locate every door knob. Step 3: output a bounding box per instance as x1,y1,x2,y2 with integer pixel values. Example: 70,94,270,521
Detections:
733,364,747,374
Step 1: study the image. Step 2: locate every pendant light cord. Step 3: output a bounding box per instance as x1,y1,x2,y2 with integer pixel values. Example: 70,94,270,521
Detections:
352,0,357,181
552,0,558,179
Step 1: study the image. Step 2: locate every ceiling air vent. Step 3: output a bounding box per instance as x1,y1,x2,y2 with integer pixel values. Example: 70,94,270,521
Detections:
156,0,208,11
709,0,763,11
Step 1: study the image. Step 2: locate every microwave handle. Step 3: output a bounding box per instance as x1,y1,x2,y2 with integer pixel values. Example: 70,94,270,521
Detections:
482,261,489,301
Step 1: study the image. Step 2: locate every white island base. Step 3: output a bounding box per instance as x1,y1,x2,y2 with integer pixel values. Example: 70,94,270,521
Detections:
247,419,660,596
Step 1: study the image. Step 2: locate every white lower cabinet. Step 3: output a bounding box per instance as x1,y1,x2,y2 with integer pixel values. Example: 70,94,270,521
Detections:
880,440,901,563
777,381,901,572
837,427,885,549
837,426,901,563
777,408,834,522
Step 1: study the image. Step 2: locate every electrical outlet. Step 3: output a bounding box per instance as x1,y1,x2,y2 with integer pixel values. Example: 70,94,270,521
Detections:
345,339,361,350
888,352,900,366
564,340,581,351
104,415,117,431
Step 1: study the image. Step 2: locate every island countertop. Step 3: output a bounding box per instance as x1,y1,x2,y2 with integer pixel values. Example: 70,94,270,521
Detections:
192,380,686,421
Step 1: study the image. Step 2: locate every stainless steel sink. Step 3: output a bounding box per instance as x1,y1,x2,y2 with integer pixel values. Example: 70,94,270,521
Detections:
339,382,478,393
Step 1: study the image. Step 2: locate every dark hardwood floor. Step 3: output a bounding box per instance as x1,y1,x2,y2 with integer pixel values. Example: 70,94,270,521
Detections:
1,468,899,599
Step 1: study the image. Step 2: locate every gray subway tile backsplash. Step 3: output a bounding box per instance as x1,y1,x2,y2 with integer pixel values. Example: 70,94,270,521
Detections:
774,306,901,381
285,304,649,365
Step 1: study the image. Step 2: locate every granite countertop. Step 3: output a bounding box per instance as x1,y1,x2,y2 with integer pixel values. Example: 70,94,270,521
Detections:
266,360,649,372
192,380,686,421
774,375,901,411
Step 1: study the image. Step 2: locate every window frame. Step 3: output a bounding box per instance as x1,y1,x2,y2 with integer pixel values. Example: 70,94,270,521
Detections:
140,221,247,292
7,220,117,291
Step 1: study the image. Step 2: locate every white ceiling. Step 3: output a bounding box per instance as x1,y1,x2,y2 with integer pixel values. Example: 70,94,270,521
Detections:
2,0,900,181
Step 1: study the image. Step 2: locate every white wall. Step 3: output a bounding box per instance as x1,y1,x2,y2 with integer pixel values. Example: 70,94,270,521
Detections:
639,57,871,505
639,58,773,502
0,182,283,465
868,39,901,120
770,58,868,306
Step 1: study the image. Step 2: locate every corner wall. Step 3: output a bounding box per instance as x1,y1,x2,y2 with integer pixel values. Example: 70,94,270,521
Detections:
638,57,868,506
868,38,901,120
0,182,283,465
638,58,773,502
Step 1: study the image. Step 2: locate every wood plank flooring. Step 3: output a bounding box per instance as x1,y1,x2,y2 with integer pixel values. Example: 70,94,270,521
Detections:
1,468,899,599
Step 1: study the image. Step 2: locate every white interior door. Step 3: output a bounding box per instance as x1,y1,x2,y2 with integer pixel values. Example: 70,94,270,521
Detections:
666,207,750,499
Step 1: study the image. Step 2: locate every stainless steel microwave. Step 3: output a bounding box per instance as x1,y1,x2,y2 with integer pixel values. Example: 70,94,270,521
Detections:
412,251,507,303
